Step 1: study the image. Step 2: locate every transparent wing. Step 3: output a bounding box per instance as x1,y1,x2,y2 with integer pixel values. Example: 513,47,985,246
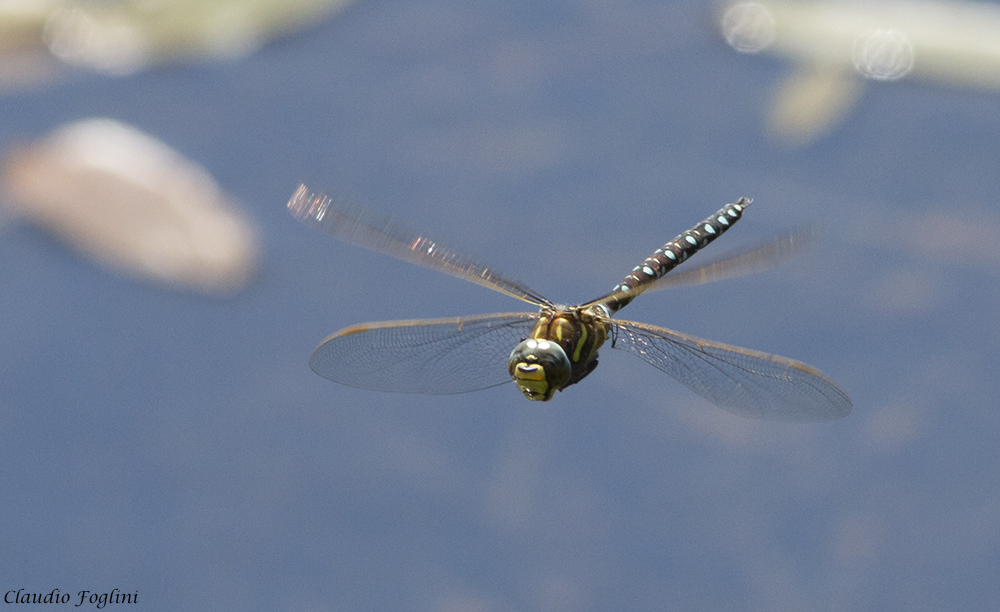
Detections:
309,312,539,394
610,319,852,422
288,184,552,307
645,228,812,291
583,229,812,310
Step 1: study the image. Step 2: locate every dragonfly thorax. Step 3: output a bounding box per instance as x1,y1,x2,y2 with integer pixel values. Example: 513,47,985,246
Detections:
507,308,610,401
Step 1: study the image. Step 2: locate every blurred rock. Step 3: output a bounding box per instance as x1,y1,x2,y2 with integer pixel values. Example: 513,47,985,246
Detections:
719,0,1000,145
2,118,260,296
0,0,355,87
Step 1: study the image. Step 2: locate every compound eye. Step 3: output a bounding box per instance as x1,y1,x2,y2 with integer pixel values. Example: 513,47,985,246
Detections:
508,338,572,401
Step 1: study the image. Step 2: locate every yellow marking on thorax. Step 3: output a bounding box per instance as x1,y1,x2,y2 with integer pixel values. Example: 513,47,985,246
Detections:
549,317,580,362
530,316,551,340
573,324,588,362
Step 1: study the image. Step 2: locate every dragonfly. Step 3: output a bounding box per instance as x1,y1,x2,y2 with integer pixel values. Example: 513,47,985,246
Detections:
288,184,852,422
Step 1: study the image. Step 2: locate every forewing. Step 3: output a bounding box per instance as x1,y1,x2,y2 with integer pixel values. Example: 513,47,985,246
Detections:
610,320,852,422
288,185,552,307
309,313,539,395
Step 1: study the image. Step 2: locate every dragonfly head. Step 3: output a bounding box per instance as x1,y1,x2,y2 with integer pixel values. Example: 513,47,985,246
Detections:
508,338,572,401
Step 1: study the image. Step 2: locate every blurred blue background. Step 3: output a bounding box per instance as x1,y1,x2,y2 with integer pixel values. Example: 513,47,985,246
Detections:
2,1,999,610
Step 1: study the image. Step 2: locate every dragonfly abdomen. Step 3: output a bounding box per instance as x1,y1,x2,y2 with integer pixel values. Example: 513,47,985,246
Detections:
603,197,751,314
